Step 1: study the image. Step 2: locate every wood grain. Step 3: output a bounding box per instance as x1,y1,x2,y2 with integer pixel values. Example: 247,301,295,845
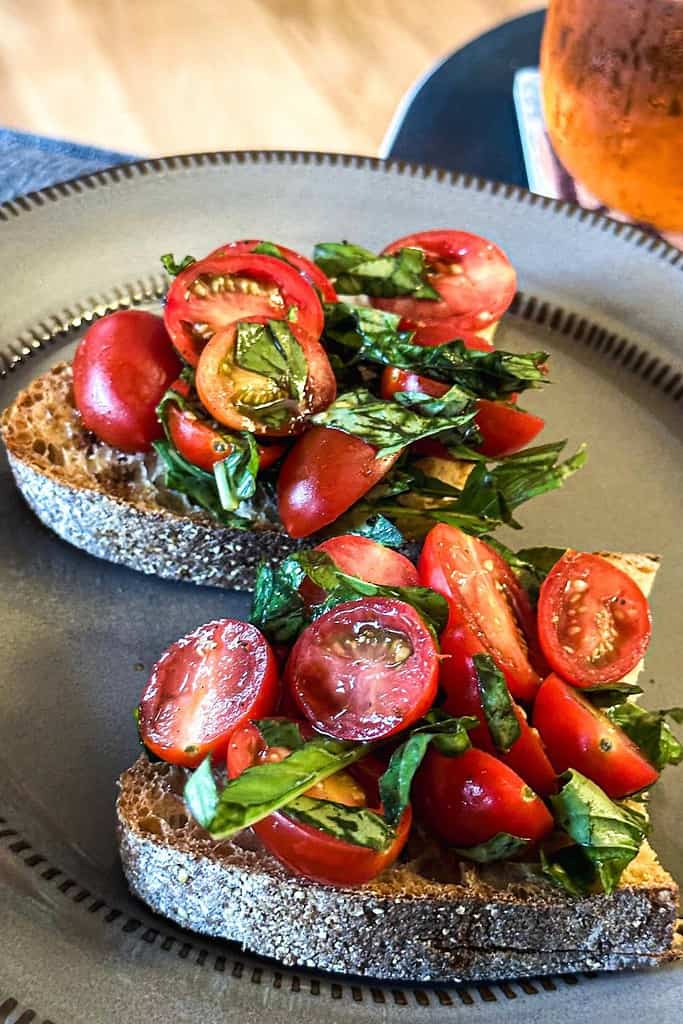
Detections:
0,0,541,155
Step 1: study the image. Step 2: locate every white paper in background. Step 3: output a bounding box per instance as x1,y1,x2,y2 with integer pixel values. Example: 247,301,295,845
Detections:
513,68,683,251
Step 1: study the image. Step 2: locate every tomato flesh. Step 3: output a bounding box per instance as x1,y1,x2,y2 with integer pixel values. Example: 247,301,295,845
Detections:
413,747,553,848
164,252,324,366
138,619,278,767
533,674,659,798
440,611,557,796
195,317,336,437
210,240,338,304
372,229,517,332
277,426,398,538
286,597,439,740
73,310,181,452
227,720,411,885
537,552,652,686
419,524,542,701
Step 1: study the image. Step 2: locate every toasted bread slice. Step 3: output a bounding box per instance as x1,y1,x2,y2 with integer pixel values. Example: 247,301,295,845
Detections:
116,554,679,981
0,363,301,590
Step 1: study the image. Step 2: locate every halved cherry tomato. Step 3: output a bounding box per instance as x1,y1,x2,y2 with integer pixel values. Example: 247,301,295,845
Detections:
379,368,543,457
401,318,494,351
537,552,652,687
419,524,542,702
164,252,324,366
210,240,338,304
138,619,278,768
299,534,419,607
286,597,439,740
372,229,517,332
73,310,182,452
227,720,411,885
195,317,336,437
166,400,286,473
277,426,398,538
413,747,553,848
439,611,556,796
533,674,659,798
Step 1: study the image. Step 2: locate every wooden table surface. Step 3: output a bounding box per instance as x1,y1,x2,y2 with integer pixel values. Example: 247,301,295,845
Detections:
0,0,541,156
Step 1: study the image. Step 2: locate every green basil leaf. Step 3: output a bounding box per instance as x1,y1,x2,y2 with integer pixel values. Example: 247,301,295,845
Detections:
160,252,196,276
253,241,286,260
314,244,440,300
184,756,219,828
473,654,521,753
256,718,305,751
323,302,547,398
539,845,599,896
153,439,254,527
311,386,477,458
379,711,477,825
249,558,307,646
234,320,309,424
185,736,371,838
346,514,405,549
487,541,567,604
213,433,260,512
605,703,683,770
455,833,531,863
549,769,649,894
284,796,396,851
582,682,644,708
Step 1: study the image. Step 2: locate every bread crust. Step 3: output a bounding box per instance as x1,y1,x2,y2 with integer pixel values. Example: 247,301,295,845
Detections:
116,756,679,982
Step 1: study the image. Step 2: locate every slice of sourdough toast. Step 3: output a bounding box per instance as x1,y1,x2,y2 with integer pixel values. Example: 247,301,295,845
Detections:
116,553,680,982
0,363,301,590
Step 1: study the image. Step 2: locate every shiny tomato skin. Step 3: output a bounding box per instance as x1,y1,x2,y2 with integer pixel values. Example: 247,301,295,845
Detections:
195,317,336,437
72,310,181,453
210,240,338,304
538,552,652,687
533,674,659,798
373,230,517,332
166,401,286,473
380,366,449,401
277,426,398,538
227,720,411,885
164,252,324,365
286,597,439,741
413,747,553,848
314,535,419,587
403,318,495,350
138,619,279,768
440,612,557,796
418,524,542,702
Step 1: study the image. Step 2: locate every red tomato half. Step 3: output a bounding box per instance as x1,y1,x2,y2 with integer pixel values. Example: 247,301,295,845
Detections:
166,403,286,472
138,619,278,767
286,597,439,740
164,252,324,365
277,426,398,538
413,747,553,848
419,524,542,701
379,368,543,458
195,317,336,437
439,612,556,796
73,310,181,452
314,535,419,587
533,674,659,798
402,318,494,351
537,552,652,687
210,240,338,304
227,720,411,885
372,229,517,332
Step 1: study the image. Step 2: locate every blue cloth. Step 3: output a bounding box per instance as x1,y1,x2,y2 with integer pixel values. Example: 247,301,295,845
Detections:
0,127,135,203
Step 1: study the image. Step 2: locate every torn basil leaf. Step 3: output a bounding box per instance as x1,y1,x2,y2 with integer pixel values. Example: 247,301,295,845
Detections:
284,796,396,851
345,514,405,549
548,769,649,894
256,718,306,751
323,302,547,398
314,243,440,300
311,386,477,458
153,440,255,526
488,541,567,604
456,833,530,863
582,681,644,708
605,703,683,770
234,319,309,420
249,559,307,646
473,654,521,753
253,240,286,260
379,710,477,825
160,252,196,276
184,736,371,837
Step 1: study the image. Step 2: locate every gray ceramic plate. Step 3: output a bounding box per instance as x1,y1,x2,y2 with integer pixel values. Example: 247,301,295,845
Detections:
1,152,682,1024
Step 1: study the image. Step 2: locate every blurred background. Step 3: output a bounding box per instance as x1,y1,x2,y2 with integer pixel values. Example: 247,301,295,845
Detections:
0,0,540,155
